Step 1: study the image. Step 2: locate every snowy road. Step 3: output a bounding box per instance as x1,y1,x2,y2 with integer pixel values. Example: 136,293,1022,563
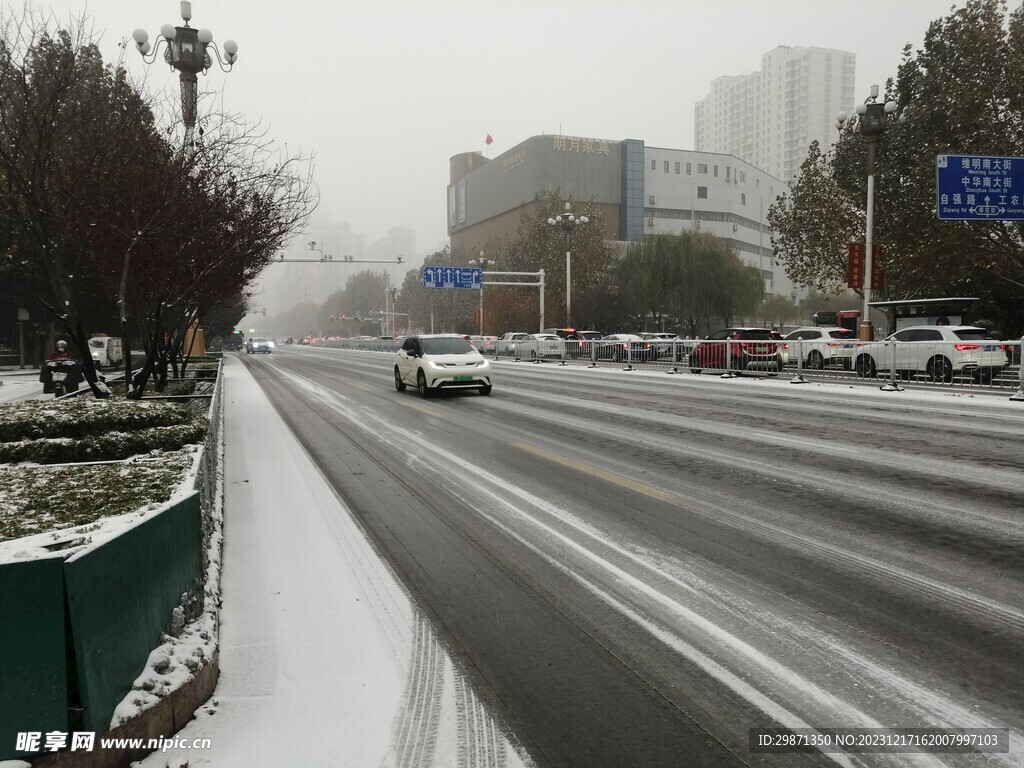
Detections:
236,347,1023,767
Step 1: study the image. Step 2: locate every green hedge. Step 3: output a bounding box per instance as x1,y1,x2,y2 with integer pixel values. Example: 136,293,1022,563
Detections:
0,421,208,464
0,399,197,442
0,397,209,464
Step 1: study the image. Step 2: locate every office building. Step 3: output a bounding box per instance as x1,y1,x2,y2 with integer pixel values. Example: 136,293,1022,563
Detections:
448,134,797,298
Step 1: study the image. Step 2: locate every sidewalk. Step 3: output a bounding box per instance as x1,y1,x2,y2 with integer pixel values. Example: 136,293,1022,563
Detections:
131,355,529,767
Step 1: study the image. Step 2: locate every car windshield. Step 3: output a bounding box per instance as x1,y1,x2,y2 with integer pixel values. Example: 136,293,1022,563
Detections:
420,338,475,354
88,339,105,348
827,329,855,338
740,330,775,340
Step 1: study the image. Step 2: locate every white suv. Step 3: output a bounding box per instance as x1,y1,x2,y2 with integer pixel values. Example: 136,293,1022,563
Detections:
783,326,857,369
851,325,1007,383
394,334,493,397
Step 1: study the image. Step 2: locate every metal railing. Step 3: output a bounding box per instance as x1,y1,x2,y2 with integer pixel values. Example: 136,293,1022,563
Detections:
312,335,1024,393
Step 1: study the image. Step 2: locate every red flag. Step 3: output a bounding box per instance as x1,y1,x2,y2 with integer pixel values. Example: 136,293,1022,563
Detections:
485,134,493,145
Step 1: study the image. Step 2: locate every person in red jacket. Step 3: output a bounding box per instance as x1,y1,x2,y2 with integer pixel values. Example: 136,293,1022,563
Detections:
40,340,83,393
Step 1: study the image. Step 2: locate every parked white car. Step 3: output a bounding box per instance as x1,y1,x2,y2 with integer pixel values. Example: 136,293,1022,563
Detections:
850,325,1008,383
783,326,858,369
517,333,564,360
496,332,528,356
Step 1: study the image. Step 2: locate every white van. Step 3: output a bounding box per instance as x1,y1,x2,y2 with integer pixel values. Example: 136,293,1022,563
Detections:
88,336,124,369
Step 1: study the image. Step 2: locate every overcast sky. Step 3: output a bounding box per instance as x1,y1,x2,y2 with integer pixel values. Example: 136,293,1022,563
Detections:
42,0,958,259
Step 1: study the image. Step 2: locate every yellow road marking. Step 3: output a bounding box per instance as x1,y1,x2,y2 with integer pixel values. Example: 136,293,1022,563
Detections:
513,442,675,502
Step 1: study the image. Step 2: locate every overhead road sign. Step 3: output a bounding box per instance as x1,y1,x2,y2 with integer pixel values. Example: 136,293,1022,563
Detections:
421,266,482,290
936,154,1024,220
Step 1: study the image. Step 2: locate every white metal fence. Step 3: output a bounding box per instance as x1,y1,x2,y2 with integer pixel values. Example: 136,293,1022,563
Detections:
313,335,1024,392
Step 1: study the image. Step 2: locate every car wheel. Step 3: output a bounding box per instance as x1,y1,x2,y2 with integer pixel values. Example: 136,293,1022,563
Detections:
479,384,492,395
417,370,431,398
927,356,953,383
394,366,406,392
690,368,702,375
973,370,994,385
806,350,825,369
854,355,876,378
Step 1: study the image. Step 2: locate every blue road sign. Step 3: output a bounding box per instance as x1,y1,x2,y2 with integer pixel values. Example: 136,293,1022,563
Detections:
421,266,482,289
936,154,1024,220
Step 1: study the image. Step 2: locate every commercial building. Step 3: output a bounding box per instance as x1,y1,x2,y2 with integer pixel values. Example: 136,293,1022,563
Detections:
695,45,856,182
448,134,798,298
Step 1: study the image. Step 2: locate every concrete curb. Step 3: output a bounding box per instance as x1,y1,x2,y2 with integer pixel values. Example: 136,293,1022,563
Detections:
30,653,219,768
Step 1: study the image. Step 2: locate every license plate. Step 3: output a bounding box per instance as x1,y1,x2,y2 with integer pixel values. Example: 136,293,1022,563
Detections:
52,372,67,382
983,345,995,351
453,375,473,382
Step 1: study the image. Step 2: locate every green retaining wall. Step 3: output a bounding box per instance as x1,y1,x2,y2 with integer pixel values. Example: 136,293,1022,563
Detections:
64,491,202,734
0,554,69,758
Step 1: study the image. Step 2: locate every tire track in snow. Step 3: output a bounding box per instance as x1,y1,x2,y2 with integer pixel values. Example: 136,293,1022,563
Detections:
455,666,508,768
387,612,444,768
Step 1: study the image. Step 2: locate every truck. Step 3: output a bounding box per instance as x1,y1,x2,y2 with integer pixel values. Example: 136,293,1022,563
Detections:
87,335,124,370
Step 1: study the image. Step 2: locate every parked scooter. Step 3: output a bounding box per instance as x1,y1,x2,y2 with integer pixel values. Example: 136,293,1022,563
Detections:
42,358,82,397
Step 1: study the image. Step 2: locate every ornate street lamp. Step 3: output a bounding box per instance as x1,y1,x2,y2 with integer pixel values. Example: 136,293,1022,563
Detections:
469,254,496,335
547,202,589,327
133,2,238,147
835,84,905,341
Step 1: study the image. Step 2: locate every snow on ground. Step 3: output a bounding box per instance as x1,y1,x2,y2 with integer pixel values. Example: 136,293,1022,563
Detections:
131,358,530,768
0,371,45,404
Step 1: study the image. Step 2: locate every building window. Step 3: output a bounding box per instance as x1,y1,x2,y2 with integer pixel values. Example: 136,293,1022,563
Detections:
755,178,760,188
726,167,731,181
686,163,692,175
713,165,719,177
697,186,708,199
651,159,656,170
697,163,708,174
664,161,669,173
741,193,746,205
675,162,680,174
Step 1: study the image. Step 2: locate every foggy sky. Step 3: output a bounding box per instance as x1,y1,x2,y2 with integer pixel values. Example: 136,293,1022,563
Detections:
42,0,957,258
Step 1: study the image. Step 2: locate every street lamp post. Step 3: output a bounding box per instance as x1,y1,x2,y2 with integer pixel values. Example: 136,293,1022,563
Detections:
835,84,902,341
469,254,495,335
133,2,238,147
547,202,589,327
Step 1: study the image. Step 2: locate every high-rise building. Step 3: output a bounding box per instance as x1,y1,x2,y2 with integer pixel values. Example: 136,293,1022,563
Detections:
695,46,856,182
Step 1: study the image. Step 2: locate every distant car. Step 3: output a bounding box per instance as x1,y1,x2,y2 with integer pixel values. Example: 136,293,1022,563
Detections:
496,332,527,356
517,333,564,361
783,326,857,369
594,334,656,363
639,332,681,360
563,330,605,358
466,335,497,354
850,325,1008,383
394,334,492,397
688,328,784,374
246,337,273,354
